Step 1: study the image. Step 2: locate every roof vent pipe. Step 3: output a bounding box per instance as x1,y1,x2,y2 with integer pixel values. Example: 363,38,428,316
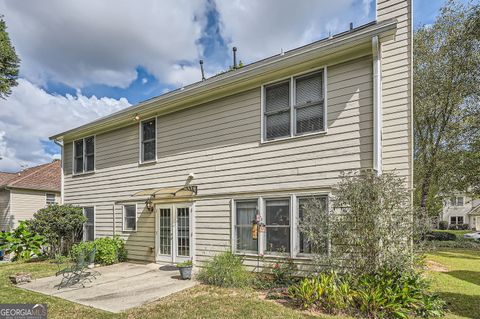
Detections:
232,47,237,69
350,22,353,31
199,60,206,81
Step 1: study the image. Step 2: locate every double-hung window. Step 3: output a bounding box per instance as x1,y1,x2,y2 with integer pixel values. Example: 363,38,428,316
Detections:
83,207,95,241
74,136,95,174
140,118,156,163
45,193,57,205
450,216,464,225
235,200,258,253
450,196,464,206
263,69,326,141
123,205,137,231
265,198,290,254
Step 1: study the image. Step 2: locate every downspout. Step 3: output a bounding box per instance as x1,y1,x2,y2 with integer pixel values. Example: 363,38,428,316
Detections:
53,140,64,203
372,35,382,175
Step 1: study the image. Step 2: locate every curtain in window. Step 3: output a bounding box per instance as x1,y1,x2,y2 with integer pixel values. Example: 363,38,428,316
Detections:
235,201,258,252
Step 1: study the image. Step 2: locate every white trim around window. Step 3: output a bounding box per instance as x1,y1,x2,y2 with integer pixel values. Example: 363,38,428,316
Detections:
261,66,328,143
72,135,96,175
139,116,158,164
45,193,57,205
232,192,330,258
122,203,138,232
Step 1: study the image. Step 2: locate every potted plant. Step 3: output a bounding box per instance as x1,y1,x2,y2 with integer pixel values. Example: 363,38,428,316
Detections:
177,260,193,280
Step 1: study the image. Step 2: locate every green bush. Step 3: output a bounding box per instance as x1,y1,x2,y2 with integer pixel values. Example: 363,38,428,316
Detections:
427,239,480,249
438,221,448,230
288,269,445,318
426,231,457,241
0,221,47,261
28,204,86,257
197,251,251,288
71,236,127,265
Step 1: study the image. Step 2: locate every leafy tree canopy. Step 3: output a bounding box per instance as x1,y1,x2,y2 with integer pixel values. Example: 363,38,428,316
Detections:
0,16,20,99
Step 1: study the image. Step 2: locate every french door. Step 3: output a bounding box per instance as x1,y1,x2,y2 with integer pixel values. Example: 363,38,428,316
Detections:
155,203,193,263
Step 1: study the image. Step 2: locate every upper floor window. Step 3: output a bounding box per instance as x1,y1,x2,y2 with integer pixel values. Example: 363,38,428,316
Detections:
45,193,56,205
140,118,156,163
263,69,326,141
450,196,464,206
74,136,95,174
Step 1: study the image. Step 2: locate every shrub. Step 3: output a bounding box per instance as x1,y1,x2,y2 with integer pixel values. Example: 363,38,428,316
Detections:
426,231,457,241
28,204,86,257
0,221,47,261
197,251,251,288
427,239,480,249
271,257,297,286
438,221,448,230
448,223,469,230
71,236,127,265
288,269,445,318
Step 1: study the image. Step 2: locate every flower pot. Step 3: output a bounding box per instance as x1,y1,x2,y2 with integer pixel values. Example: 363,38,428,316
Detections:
178,266,192,280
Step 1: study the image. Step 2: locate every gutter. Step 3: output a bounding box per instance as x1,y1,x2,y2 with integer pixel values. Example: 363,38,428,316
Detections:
372,35,382,175
53,140,65,204
50,19,397,142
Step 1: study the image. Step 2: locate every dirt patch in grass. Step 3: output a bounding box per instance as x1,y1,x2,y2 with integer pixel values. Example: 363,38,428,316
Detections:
425,260,448,272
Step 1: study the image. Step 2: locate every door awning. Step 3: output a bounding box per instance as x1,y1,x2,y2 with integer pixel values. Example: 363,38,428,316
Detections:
132,185,197,198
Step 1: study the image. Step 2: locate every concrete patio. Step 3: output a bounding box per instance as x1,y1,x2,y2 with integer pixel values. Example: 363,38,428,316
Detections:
21,262,196,313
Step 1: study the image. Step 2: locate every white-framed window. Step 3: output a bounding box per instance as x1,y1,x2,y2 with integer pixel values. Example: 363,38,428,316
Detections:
140,118,156,163
297,195,328,255
262,68,327,141
450,196,464,207
45,193,57,205
83,206,95,241
264,198,291,254
234,200,259,254
123,204,137,231
450,216,464,225
232,193,329,258
73,136,95,174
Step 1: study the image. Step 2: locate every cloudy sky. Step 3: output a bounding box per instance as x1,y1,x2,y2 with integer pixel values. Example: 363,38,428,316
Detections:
0,0,460,171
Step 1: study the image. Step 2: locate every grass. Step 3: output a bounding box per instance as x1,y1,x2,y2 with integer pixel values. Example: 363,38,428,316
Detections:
1,249,478,318
426,249,480,319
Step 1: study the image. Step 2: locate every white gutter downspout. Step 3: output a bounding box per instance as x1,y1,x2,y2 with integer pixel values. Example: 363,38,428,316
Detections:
372,35,382,175
53,140,64,203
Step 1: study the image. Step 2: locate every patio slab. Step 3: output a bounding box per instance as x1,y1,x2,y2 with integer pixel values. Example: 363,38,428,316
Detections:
21,262,196,313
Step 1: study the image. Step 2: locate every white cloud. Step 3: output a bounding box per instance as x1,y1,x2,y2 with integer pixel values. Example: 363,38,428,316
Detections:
215,0,374,63
0,79,130,172
0,0,208,89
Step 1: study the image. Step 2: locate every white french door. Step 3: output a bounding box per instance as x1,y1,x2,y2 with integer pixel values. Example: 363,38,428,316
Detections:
155,203,193,263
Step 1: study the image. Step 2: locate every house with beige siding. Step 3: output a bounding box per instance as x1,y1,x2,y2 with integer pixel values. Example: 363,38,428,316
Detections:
442,193,480,230
50,0,412,268
0,160,61,230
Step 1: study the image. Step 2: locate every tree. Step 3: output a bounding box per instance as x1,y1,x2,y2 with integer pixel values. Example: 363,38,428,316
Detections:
0,16,20,99
414,1,480,215
28,204,86,257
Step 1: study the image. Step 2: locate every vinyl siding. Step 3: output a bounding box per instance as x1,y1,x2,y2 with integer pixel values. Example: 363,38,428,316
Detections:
63,55,375,263
0,189,11,231
378,0,413,186
9,189,61,228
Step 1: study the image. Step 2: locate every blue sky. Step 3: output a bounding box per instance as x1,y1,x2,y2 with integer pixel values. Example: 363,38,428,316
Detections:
0,0,464,171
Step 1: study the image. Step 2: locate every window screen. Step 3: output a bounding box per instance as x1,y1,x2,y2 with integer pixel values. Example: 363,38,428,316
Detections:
46,193,56,205
74,140,84,174
85,137,95,172
141,119,156,162
235,201,258,252
265,198,290,253
298,196,328,254
83,207,95,241
294,72,324,134
124,205,137,231
264,82,291,140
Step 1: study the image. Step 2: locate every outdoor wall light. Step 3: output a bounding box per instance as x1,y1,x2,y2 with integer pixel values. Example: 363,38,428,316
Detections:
133,114,141,121
145,198,154,212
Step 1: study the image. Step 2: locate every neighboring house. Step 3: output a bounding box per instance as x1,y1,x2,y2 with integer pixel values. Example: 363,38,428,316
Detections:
442,193,480,230
0,160,61,230
50,1,412,268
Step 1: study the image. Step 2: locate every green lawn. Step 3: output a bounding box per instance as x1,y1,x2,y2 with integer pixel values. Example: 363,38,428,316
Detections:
426,249,480,319
0,250,478,318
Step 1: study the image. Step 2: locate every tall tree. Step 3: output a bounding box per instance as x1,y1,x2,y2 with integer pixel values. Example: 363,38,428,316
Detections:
414,1,480,214
0,16,20,99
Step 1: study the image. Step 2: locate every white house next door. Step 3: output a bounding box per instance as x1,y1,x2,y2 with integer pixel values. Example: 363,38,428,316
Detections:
155,203,193,264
